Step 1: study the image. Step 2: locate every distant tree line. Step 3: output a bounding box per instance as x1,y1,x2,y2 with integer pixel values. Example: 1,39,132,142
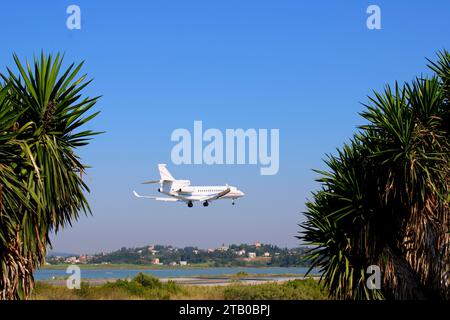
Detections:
54,243,312,267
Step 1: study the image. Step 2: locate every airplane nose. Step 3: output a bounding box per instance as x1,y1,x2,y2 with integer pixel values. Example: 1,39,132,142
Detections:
239,190,245,197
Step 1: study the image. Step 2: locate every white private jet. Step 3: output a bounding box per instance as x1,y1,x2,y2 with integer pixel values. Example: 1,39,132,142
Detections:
133,164,245,207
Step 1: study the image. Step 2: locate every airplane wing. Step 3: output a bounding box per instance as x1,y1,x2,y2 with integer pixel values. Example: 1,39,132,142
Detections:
198,188,231,201
133,190,179,202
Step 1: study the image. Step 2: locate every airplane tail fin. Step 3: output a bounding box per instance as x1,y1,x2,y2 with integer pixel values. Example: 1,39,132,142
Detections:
158,164,175,181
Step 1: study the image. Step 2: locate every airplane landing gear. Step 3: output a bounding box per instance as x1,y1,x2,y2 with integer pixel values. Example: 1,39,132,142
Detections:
203,201,209,207
187,201,193,208
232,199,235,205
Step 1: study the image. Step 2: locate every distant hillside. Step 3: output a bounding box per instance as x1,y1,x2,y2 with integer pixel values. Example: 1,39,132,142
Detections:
46,251,77,258
47,243,312,267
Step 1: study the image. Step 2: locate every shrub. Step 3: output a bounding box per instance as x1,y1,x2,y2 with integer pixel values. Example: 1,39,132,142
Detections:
223,279,327,300
104,273,183,299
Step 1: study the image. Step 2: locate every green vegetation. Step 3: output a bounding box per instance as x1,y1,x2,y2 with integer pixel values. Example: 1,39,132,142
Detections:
300,50,450,300
103,273,182,299
34,273,184,300
231,271,249,279
223,279,328,300
0,53,100,299
32,273,327,300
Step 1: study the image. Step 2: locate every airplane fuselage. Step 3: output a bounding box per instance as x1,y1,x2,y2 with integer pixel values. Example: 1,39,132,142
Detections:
161,185,245,202
134,164,245,207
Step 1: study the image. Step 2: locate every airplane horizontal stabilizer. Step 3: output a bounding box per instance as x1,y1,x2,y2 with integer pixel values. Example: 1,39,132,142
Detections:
141,180,160,184
133,190,179,202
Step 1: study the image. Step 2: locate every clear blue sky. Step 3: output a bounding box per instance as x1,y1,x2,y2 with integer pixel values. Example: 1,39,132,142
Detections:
2,1,450,254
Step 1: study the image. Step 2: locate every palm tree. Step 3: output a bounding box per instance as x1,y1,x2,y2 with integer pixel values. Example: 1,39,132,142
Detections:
300,51,449,300
0,53,100,299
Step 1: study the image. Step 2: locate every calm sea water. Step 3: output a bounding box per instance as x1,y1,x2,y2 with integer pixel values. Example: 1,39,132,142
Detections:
34,267,318,280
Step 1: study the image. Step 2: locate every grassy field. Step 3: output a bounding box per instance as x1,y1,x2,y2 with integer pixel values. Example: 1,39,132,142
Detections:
32,273,328,300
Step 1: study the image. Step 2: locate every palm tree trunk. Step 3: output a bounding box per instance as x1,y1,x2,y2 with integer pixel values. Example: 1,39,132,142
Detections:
379,200,449,300
0,229,35,300
400,201,450,299
379,245,427,299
